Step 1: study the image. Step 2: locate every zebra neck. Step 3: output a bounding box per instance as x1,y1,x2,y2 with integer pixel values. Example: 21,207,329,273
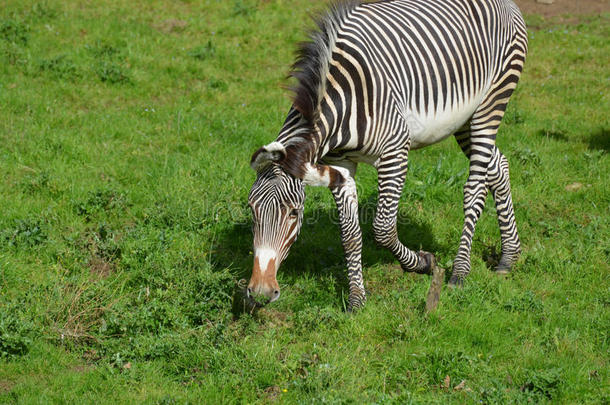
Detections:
275,106,328,178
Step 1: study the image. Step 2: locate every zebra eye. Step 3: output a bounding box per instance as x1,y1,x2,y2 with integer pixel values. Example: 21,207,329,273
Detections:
289,208,299,218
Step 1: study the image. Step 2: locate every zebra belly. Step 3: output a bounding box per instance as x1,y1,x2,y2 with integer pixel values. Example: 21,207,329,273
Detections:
322,97,483,165
407,97,482,150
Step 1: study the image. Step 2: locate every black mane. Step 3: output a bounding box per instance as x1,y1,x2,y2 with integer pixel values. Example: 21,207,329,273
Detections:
289,1,362,123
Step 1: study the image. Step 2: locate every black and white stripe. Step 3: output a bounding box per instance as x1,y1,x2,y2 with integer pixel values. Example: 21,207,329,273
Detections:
249,0,527,309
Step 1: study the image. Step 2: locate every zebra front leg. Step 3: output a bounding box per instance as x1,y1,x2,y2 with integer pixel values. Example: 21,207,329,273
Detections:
487,146,521,273
373,150,436,275
328,164,366,310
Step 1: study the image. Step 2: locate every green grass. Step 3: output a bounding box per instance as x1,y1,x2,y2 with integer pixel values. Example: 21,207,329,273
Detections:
0,0,608,403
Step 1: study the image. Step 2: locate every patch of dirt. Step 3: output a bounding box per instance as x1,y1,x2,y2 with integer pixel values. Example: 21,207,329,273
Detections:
264,385,281,401
257,308,292,328
153,19,188,34
82,349,101,363
0,380,14,393
514,0,609,19
71,364,93,373
88,255,115,278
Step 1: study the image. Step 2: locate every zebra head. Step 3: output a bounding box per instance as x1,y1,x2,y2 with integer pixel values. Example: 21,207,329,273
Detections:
247,142,305,305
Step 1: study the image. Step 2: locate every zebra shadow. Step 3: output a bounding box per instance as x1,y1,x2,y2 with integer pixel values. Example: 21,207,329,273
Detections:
588,127,609,152
536,127,610,153
212,200,447,307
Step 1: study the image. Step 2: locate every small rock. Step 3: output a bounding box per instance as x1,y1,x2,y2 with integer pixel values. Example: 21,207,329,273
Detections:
454,380,466,391
565,182,583,192
536,0,554,4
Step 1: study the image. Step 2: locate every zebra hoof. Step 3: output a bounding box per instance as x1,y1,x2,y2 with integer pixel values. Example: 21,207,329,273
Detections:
417,251,437,275
495,254,518,275
346,292,366,312
448,274,464,288
346,301,365,313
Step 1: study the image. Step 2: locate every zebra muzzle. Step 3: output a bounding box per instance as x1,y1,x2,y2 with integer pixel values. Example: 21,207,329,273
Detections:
247,253,281,305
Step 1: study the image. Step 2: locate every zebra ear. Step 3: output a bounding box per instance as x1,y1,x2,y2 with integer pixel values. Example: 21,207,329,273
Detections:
250,142,287,171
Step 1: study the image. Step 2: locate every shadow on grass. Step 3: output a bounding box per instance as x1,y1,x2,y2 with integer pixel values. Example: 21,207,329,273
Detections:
588,127,609,152
535,127,610,153
536,128,568,142
211,201,447,308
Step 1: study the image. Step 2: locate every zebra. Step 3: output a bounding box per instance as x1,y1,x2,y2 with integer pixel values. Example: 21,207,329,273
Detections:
247,0,528,310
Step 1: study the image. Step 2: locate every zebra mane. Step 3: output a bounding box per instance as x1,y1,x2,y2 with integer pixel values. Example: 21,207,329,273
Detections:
289,0,362,124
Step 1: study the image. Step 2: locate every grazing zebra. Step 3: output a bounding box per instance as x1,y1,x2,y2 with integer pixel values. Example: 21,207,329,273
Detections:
247,0,528,310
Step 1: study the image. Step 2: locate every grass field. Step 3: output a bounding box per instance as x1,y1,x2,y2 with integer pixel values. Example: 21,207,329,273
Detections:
0,0,608,403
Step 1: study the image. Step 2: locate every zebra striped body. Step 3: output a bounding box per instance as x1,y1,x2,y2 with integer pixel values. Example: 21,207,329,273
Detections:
248,0,527,309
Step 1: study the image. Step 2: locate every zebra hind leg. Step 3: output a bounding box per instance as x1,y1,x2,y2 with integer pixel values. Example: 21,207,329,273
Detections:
449,158,490,287
450,47,526,285
450,144,521,286
450,118,524,285
487,146,521,273
450,109,504,286
373,149,436,275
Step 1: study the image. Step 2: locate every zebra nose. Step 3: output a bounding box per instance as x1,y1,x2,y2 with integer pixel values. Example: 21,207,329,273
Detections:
247,283,280,304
